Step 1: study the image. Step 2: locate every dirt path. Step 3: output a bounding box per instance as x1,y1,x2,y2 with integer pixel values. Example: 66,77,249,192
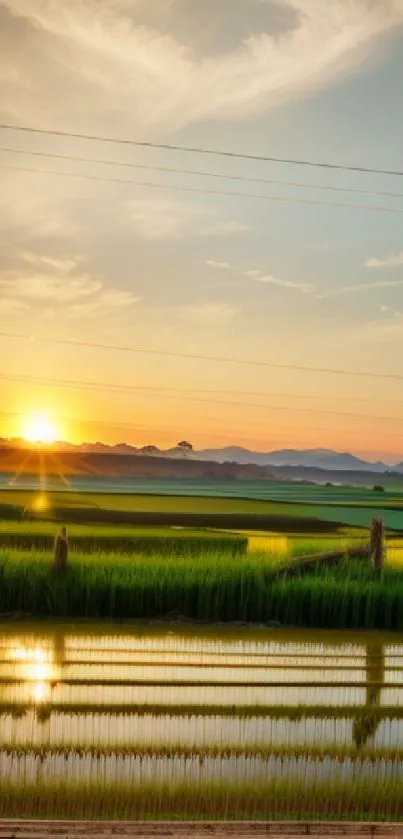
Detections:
0,823,403,838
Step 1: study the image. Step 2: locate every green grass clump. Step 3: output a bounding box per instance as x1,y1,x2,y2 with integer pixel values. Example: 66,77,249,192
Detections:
0,523,246,557
1,548,403,629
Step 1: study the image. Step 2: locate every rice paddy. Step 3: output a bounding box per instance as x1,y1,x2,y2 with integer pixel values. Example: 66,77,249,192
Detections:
2,481,403,531
1,625,403,820
0,485,402,821
2,544,403,629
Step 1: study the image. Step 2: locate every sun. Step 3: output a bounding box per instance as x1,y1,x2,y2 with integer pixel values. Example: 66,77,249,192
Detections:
22,414,59,444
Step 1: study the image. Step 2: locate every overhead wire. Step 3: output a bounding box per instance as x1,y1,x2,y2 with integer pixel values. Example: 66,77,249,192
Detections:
1,129,402,451
1,370,403,424
1,407,403,444
1,145,403,201
1,331,403,382
3,370,402,404
1,122,402,177
2,162,403,215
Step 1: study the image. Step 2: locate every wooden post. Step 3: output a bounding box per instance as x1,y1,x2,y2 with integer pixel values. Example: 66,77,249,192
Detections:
370,517,384,573
54,526,68,575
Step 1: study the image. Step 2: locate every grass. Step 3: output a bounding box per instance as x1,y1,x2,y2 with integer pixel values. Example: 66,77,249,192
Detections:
1,547,403,629
1,778,403,820
0,521,246,557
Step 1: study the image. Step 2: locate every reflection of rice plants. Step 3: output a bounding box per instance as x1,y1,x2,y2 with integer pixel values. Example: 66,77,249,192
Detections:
353,640,384,748
3,743,403,762
1,628,403,822
1,778,403,820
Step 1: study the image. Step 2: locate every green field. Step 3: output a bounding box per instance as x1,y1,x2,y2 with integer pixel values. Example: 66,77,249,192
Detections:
0,521,246,556
1,485,403,531
0,484,402,628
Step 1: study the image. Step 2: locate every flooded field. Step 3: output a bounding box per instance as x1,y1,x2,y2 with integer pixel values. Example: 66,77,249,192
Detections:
1,623,403,819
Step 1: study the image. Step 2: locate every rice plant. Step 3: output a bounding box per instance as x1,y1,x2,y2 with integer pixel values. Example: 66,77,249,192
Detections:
1,778,403,820
1,548,403,629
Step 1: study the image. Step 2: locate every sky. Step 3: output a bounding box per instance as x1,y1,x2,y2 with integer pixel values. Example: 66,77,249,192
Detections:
1,0,403,461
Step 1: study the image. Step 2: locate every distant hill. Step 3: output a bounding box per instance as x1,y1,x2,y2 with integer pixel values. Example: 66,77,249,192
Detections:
0,439,402,481
0,447,275,481
198,446,391,473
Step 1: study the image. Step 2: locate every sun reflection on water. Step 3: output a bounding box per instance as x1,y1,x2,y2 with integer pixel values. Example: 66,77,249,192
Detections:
6,645,58,704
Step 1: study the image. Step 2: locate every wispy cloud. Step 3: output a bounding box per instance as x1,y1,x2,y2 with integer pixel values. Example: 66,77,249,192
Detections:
126,199,245,241
0,297,28,314
69,289,142,317
318,279,403,299
258,274,313,293
0,251,141,316
20,251,80,274
206,260,231,270
0,272,102,304
379,304,403,317
206,261,313,293
365,251,403,268
2,0,401,131
199,221,249,238
181,302,238,324
127,198,203,240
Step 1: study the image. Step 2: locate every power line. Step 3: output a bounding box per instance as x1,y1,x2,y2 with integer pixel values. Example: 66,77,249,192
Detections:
2,145,403,201
1,331,403,382
3,162,403,216
1,370,403,424
3,370,399,405
1,407,403,444
1,122,402,178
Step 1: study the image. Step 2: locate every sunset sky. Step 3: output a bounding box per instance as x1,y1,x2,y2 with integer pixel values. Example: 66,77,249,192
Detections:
1,0,403,461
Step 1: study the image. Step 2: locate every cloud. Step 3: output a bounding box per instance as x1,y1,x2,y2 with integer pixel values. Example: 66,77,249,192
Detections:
206,260,231,269
0,297,28,313
181,302,238,323
199,221,249,237
0,251,140,316
379,304,403,317
69,288,142,317
127,198,203,240
126,199,244,240
318,279,403,298
0,272,102,303
258,274,313,293
20,251,80,274
365,252,403,268
1,0,402,131
206,261,312,292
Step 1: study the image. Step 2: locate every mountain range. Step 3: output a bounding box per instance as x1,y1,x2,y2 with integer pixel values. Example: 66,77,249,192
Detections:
197,447,399,473
1,438,402,473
